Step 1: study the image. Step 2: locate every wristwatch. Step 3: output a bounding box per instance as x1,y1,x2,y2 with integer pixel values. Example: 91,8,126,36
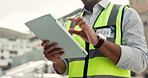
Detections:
93,33,107,48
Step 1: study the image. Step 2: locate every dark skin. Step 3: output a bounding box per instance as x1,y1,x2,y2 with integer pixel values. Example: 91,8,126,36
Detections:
41,0,121,74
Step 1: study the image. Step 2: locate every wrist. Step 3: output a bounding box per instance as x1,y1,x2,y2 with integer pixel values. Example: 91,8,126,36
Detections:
93,33,107,48
53,59,66,74
53,59,63,64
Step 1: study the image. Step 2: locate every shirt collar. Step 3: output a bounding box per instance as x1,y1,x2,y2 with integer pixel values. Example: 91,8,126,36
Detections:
99,0,110,8
83,0,110,13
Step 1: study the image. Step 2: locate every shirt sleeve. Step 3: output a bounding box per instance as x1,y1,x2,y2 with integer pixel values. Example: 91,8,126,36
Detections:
52,59,68,75
116,8,148,73
62,59,68,75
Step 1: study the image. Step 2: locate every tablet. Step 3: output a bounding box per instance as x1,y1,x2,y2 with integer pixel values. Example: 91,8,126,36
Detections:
25,13,87,59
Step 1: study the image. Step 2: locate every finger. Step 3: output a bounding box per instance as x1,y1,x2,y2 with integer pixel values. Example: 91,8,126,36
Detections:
48,48,64,56
74,17,88,29
79,22,87,29
77,21,86,29
67,18,75,21
43,43,58,55
41,40,49,48
68,29,81,35
46,51,64,59
76,19,84,26
67,16,82,23
45,52,64,62
75,16,83,25
52,52,65,58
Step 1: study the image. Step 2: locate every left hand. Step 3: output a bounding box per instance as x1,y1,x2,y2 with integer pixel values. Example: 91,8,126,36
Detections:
67,16,98,45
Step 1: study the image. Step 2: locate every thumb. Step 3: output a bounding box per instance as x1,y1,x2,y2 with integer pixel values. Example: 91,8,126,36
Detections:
68,29,80,35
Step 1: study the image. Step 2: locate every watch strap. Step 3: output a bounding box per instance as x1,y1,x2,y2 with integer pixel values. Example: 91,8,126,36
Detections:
93,35,105,48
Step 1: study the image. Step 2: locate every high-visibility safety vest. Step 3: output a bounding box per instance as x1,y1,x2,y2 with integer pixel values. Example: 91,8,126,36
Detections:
65,3,130,78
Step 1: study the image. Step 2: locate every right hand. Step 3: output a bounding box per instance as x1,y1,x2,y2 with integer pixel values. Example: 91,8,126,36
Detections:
41,40,65,63
67,16,98,45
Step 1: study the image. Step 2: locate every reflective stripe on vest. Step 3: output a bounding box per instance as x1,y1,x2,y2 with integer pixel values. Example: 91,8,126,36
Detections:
65,3,130,78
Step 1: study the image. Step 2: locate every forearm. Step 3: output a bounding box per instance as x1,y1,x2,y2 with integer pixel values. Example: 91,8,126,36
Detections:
53,60,66,74
99,40,121,64
98,40,147,73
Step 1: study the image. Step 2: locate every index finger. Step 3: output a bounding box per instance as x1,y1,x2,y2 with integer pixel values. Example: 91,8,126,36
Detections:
41,40,49,48
67,18,75,21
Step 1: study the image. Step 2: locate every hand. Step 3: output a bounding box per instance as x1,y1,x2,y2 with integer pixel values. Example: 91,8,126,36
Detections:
67,16,98,45
41,40,65,63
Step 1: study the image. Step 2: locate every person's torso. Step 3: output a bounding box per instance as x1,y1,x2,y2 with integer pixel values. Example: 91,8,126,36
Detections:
65,2,130,78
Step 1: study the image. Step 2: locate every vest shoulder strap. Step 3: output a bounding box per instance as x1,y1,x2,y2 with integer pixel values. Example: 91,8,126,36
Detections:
108,4,122,26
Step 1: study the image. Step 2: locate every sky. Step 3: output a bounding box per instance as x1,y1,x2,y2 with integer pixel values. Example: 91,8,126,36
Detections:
0,0,129,34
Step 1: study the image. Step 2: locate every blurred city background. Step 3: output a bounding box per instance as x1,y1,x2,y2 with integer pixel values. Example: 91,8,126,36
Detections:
0,0,148,78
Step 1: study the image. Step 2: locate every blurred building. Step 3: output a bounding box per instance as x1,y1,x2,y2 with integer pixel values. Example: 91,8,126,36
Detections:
0,28,30,70
0,27,42,70
1,60,67,78
129,0,148,77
